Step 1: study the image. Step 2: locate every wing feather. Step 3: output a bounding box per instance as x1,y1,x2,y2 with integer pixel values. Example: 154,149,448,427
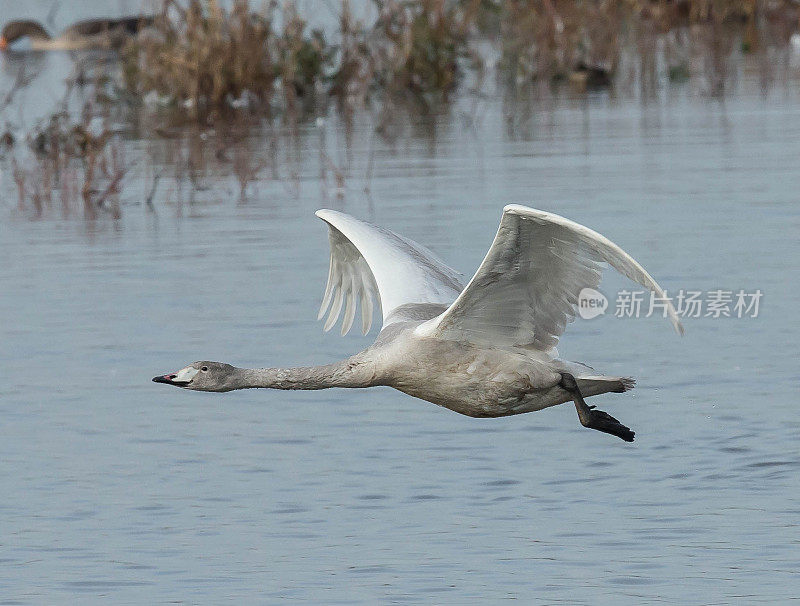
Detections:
360,287,373,334
317,257,337,320
324,283,345,333
341,276,358,336
417,205,683,350
316,209,463,335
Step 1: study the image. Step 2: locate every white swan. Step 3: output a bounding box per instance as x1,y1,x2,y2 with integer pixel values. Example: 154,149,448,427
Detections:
154,205,683,442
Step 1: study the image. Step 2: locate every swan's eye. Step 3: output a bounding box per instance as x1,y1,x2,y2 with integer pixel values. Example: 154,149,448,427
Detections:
201,366,208,372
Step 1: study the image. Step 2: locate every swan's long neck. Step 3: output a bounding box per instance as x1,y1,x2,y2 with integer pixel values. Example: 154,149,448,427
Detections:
233,359,376,390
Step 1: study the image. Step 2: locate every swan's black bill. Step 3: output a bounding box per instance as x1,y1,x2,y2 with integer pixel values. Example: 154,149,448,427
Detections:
152,374,191,386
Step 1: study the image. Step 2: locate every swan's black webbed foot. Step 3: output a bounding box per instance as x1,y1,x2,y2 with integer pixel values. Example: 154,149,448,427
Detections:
559,372,635,442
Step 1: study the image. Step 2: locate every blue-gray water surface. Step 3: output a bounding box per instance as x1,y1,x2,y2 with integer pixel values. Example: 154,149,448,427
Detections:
1,30,800,605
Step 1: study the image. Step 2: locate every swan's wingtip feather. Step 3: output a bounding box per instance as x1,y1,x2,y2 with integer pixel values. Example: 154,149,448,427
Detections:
504,204,536,215
316,208,346,223
503,204,549,216
666,305,685,336
504,205,576,228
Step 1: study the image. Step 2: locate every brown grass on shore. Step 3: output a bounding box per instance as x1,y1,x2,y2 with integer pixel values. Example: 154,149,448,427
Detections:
124,0,489,120
123,0,333,121
123,0,274,117
120,0,800,121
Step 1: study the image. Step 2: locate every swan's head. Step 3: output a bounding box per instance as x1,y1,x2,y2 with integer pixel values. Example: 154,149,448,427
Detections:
152,361,236,392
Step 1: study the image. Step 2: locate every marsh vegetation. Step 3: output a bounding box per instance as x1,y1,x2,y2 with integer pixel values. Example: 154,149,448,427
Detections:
2,0,799,220
120,0,800,115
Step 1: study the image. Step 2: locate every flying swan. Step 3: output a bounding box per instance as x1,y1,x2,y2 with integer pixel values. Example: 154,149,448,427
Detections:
154,205,683,442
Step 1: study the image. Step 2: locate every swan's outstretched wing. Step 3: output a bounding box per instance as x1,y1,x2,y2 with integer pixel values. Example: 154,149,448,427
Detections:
316,209,463,335
416,205,683,350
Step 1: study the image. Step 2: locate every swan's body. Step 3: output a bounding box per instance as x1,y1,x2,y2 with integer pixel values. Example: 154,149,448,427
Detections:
0,16,153,51
154,206,683,441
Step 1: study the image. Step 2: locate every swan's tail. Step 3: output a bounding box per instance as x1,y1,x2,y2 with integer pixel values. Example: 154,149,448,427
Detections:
576,375,635,397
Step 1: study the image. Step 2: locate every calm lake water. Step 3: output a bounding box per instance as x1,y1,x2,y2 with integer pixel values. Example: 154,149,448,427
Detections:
1,23,800,605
